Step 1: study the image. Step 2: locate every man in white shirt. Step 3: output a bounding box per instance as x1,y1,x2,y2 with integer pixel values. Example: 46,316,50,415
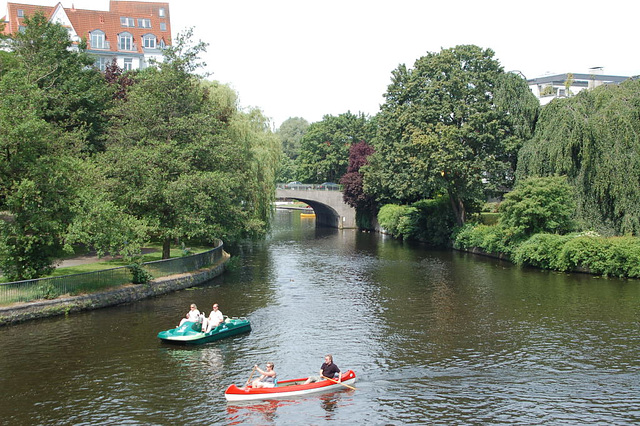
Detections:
202,303,224,333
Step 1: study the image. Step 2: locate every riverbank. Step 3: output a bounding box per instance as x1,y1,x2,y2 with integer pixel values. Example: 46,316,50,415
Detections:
0,252,230,326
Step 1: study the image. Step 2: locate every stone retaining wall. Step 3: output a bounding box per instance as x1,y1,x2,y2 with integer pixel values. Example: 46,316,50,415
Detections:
0,254,229,327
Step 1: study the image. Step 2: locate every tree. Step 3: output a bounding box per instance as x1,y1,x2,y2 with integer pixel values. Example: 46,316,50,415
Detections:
364,45,539,226
276,117,309,182
0,14,113,279
296,112,375,183
9,12,112,154
100,30,280,257
277,117,309,160
516,79,640,236
341,141,375,211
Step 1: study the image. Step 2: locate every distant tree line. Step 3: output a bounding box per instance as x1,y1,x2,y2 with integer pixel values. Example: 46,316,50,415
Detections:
278,45,640,276
0,14,279,280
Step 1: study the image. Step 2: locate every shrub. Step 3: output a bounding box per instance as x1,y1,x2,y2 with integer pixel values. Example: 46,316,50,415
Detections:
411,196,457,247
558,236,640,277
500,176,576,242
377,204,417,239
37,281,60,300
128,263,153,284
453,223,512,255
512,233,572,269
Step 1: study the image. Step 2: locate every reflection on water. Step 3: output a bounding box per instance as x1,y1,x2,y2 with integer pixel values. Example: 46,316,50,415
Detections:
225,391,354,425
0,209,638,424
226,399,297,425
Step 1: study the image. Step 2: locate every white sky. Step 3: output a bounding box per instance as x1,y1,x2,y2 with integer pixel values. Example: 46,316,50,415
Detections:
3,0,639,128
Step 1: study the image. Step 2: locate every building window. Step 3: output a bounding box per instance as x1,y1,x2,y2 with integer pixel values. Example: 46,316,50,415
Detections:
120,17,134,27
118,32,133,50
123,58,133,71
160,22,166,31
159,8,165,17
90,30,105,49
95,56,109,71
159,39,166,48
17,9,24,17
138,18,151,28
142,34,156,49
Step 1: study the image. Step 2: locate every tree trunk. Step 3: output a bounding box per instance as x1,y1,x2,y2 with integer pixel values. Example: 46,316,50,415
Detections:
162,238,171,260
449,192,466,226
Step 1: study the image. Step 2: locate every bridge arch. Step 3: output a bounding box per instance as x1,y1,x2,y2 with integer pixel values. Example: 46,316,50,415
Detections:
275,187,356,229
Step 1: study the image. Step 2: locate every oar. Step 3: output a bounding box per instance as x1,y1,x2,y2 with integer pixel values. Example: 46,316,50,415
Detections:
245,365,257,387
322,376,357,390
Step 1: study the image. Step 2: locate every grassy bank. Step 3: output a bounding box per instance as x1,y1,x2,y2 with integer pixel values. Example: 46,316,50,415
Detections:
0,243,211,284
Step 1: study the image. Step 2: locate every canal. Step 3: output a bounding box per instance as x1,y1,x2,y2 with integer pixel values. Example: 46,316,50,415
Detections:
1,210,639,424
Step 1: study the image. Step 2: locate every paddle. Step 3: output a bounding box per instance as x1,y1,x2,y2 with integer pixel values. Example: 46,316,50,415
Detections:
245,365,257,387
322,375,357,391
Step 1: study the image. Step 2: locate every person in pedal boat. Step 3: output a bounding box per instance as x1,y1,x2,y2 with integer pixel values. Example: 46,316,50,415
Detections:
202,303,223,333
251,362,277,388
178,303,200,327
304,354,341,384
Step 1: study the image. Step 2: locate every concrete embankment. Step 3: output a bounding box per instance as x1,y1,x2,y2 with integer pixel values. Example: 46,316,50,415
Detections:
0,253,229,327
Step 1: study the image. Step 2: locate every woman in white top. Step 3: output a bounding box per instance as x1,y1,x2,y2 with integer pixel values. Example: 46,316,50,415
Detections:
202,303,224,333
251,362,277,388
178,303,201,326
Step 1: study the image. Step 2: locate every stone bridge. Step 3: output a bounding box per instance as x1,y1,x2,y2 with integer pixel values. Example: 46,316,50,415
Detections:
275,184,356,229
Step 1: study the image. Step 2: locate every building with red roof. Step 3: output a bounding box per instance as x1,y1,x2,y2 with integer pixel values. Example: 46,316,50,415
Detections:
2,1,171,71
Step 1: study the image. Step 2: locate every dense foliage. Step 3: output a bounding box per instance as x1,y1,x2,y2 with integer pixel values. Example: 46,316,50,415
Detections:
454,176,575,250
499,175,576,244
364,45,539,226
296,112,375,183
453,177,640,278
517,79,640,236
0,14,113,279
377,204,417,240
275,117,309,182
377,196,456,246
341,141,375,212
0,21,280,279
511,234,640,278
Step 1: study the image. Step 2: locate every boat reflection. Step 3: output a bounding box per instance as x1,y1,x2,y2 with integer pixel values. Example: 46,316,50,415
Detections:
226,399,298,424
226,390,351,424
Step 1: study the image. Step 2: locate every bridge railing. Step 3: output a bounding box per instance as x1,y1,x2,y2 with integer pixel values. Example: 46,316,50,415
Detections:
276,183,342,191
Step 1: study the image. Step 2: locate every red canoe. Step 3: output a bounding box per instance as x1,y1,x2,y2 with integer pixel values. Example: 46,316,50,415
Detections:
224,370,357,402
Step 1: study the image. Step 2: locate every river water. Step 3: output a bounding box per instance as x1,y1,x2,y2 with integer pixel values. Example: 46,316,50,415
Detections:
1,210,639,425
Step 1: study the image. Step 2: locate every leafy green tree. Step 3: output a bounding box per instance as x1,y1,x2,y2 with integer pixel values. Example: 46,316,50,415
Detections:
101,31,279,258
499,175,576,243
517,79,640,236
277,117,309,160
364,45,539,226
0,14,112,279
276,117,308,182
9,12,112,154
297,112,375,183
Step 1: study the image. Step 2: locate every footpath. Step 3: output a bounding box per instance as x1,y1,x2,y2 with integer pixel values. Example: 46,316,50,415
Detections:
0,251,230,326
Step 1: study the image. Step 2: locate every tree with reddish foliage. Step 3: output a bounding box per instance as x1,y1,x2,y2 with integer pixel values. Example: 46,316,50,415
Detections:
341,141,375,212
104,59,135,100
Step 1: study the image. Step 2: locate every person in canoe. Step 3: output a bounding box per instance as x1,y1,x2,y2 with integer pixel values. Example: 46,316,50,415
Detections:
178,303,201,327
304,354,341,384
251,362,277,388
202,303,224,333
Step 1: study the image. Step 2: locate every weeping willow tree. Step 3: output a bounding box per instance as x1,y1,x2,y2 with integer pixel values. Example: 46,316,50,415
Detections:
516,79,640,236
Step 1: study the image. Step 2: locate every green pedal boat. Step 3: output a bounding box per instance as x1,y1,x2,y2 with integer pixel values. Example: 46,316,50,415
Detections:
157,317,251,345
